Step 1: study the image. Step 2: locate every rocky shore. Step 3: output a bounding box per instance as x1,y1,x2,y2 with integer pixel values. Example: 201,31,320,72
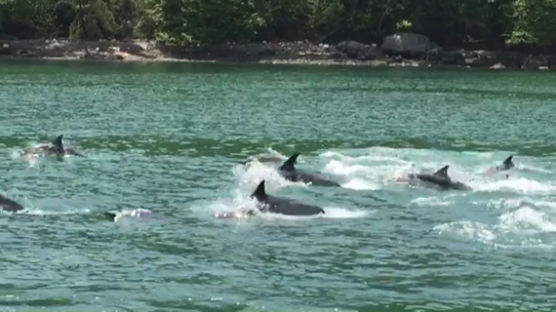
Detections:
1,35,555,70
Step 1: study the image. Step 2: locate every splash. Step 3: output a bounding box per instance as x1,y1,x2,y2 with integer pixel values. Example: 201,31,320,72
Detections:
470,177,556,194
19,208,92,216
111,209,154,223
320,207,371,219
410,196,453,207
209,197,259,220
232,160,306,196
434,221,497,244
435,200,556,248
498,206,556,233
321,154,413,190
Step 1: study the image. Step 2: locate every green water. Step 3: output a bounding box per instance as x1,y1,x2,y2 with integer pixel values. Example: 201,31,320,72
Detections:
1,61,556,312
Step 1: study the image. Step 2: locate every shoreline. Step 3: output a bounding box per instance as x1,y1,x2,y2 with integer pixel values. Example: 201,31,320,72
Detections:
1,39,554,70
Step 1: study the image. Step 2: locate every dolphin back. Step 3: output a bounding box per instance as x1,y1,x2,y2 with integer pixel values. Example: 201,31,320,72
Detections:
416,173,449,186
264,196,324,215
301,172,341,187
450,181,472,191
280,169,340,187
416,173,471,190
496,155,515,171
0,195,24,212
51,135,64,153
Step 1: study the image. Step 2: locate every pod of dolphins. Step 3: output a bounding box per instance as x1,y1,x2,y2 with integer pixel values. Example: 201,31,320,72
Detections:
1,135,516,219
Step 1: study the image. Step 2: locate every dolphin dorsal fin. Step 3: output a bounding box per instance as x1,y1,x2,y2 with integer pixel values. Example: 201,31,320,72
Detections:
279,153,299,171
251,181,267,201
434,165,449,178
51,135,64,152
503,155,514,168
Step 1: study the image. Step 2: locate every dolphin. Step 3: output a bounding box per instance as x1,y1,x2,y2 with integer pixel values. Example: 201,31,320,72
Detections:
251,180,325,216
24,135,83,157
495,155,515,171
0,194,24,212
278,153,340,187
409,165,471,191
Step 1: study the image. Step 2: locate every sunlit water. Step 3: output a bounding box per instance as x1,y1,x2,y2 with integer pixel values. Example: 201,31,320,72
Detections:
1,61,556,311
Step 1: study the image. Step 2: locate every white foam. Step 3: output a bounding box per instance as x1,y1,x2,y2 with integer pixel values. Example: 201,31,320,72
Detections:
324,160,376,176
470,177,556,194
321,207,371,219
257,211,323,221
262,147,287,160
498,206,556,233
341,178,380,190
10,149,23,159
208,196,259,218
516,164,552,174
21,208,92,216
320,150,411,165
434,221,497,243
232,160,306,195
410,196,452,207
321,156,412,190
112,209,154,223
435,203,556,247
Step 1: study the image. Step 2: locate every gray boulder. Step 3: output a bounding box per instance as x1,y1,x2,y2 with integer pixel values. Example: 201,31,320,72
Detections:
464,50,497,67
381,33,440,57
497,51,525,69
336,40,380,60
521,55,549,70
439,50,465,65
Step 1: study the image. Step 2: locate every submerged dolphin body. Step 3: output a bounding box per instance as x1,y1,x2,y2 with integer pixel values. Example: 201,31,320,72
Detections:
495,156,515,171
278,153,340,187
24,135,83,157
0,195,24,212
409,165,471,191
251,181,325,216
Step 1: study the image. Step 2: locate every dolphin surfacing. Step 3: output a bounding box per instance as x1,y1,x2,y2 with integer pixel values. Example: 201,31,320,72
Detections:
496,155,515,171
409,165,471,191
251,181,325,216
278,153,340,187
0,195,24,212
24,135,83,157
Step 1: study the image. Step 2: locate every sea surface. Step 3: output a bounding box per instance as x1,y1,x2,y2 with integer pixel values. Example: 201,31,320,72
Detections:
1,61,556,311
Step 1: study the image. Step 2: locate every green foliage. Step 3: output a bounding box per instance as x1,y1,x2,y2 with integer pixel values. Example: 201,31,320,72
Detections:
0,0,555,50
0,0,58,38
54,1,76,37
69,0,140,40
70,0,117,40
182,0,265,44
509,0,556,47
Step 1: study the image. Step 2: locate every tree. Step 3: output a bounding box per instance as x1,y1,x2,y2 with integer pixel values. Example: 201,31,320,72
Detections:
0,0,58,38
54,1,76,37
70,0,118,40
184,0,265,43
509,0,556,47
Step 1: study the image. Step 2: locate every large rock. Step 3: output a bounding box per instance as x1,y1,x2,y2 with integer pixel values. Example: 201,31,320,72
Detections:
497,51,525,69
438,50,465,65
336,40,380,60
521,55,549,70
119,42,146,56
381,33,439,57
464,50,497,67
